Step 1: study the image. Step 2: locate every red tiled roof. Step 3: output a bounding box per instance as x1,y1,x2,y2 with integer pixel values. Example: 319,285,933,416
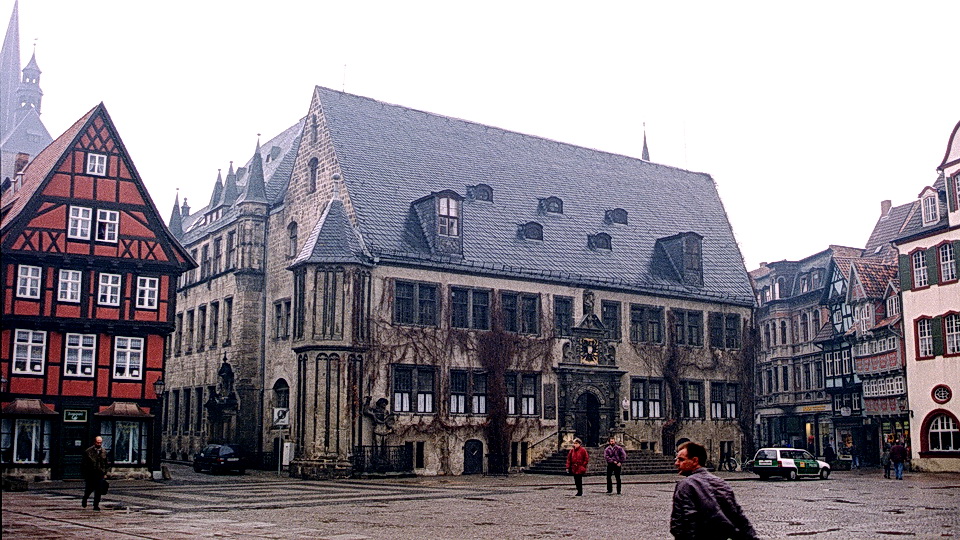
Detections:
852,259,898,299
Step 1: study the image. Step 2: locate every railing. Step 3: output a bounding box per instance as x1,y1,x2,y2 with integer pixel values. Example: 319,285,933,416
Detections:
529,430,560,451
620,431,645,449
352,445,412,474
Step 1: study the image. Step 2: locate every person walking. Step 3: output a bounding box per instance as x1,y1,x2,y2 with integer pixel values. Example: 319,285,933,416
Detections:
604,436,627,495
671,441,758,540
565,438,589,496
881,443,892,479
81,436,109,510
889,439,908,480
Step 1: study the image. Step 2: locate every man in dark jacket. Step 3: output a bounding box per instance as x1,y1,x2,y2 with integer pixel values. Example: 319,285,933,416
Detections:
889,440,908,480
604,436,627,494
81,436,109,510
671,441,758,540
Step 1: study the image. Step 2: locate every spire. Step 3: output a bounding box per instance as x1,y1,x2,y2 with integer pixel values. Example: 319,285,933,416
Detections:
0,0,21,137
238,137,267,204
208,169,224,208
641,123,650,161
15,48,42,122
168,191,183,240
221,161,239,206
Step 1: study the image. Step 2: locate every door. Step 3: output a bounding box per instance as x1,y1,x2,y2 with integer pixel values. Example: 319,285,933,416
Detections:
62,423,89,479
574,393,601,447
463,439,483,475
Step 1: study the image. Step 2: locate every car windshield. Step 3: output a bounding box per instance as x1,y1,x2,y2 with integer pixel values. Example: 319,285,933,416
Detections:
202,445,221,456
801,452,814,460
755,449,778,460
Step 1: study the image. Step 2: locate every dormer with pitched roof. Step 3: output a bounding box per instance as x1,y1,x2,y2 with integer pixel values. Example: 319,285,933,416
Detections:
408,189,464,257
654,232,703,288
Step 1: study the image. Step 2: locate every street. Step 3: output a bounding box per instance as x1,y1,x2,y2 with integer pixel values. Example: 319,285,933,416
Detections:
3,464,958,539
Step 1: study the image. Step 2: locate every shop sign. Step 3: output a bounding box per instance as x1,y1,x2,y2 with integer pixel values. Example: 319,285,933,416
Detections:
797,404,830,413
64,409,87,423
840,407,852,417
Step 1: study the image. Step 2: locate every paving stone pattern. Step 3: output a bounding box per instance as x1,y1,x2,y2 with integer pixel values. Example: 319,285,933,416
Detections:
3,464,958,539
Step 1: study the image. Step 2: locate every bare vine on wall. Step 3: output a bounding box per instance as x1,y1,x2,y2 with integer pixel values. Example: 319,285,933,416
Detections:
363,277,553,474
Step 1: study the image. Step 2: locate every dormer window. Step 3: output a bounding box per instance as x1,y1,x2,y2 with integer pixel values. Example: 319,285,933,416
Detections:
519,222,543,241
588,233,612,250
540,196,563,214
468,184,493,202
439,196,459,237
921,192,939,225
86,153,107,176
605,208,628,225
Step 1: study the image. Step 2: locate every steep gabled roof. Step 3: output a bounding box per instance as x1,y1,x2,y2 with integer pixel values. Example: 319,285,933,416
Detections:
849,259,898,300
291,198,369,267
864,200,914,257
316,87,753,305
1,106,93,229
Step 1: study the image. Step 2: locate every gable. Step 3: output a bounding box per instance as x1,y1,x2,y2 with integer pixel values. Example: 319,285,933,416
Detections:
1,104,192,268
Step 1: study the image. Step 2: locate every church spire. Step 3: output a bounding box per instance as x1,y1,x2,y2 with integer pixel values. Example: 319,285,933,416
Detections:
221,161,239,206
168,190,184,240
15,48,43,124
208,169,224,208
641,123,650,161
0,0,21,137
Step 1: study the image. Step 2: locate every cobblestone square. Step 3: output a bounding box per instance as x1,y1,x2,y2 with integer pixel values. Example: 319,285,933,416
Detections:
4,464,959,539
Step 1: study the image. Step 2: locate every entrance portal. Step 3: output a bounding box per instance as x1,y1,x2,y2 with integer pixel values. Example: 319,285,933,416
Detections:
574,393,601,446
463,439,483,474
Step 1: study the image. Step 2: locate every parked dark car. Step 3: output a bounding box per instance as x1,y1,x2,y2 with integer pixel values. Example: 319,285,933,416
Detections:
193,444,248,474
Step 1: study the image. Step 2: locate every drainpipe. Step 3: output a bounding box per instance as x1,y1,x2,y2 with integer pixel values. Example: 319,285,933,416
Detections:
258,212,270,465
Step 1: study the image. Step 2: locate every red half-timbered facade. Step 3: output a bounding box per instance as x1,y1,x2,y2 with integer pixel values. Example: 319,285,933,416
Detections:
0,103,194,480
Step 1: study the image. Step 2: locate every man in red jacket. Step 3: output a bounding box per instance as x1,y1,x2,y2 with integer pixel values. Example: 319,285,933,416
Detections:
889,440,908,480
566,438,590,496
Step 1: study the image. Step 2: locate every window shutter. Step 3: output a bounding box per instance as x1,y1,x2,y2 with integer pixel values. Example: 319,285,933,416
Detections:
948,178,958,213
955,241,960,279
925,248,939,286
898,254,912,290
931,315,945,357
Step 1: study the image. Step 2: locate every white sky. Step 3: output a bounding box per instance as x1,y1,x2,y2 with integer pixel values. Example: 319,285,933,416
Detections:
7,0,960,271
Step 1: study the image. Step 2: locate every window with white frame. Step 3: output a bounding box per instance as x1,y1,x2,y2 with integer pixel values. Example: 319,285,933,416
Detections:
940,243,957,282
855,304,873,333
98,273,121,306
96,209,119,242
392,365,434,413
886,295,900,317
471,372,487,414
893,375,905,394
68,206,92,239
17,265,41,298
113,337,144,379
912,251,928,288
64,333,96,377
946,314,960,355
928,414,960,451
58,269,82,302
5,418,51,463
86,153,107,175
13,329,46,373
450,370,468,414
438,196,459,237
112,421,143,464
136,277,159,309
921,194,939,225
917,319,934,358
684,381,703,418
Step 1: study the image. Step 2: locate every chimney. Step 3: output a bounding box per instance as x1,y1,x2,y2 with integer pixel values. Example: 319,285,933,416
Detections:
181,198,190,217
880,200,891,216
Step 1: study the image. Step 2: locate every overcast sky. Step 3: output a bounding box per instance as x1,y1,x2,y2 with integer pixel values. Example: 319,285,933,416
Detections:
7,0,959,271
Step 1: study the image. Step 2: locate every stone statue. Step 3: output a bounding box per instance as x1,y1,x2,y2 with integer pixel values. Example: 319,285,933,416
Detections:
364,397,396,443
583,290,595,316
218,358,235,397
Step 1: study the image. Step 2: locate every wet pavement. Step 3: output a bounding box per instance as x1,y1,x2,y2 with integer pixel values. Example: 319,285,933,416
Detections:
3,463,958,539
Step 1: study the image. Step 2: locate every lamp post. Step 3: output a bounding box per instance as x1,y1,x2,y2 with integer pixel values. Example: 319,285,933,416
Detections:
152,379,166,477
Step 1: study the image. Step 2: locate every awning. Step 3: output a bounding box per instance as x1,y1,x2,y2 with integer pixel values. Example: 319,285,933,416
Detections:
95,402,153,418
2,398,58,416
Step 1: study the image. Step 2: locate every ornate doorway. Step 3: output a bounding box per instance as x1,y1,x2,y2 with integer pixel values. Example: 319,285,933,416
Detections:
574,392,602,447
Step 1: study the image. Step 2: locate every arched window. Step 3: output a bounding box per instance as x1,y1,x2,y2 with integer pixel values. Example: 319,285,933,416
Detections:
520,221,543,240
273,379,290,408
588,233,611,250
308,158,319,193
606,208,628,224
800,313,809,341
471,183,493,202
540,196,563,214
780,320,788,345
927,413,959,451
288,222,298,258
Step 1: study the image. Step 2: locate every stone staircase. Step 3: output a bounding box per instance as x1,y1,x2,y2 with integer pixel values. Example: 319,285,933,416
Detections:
525,447,676,475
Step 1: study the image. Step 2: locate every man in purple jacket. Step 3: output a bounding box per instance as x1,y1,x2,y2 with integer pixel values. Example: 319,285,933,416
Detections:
671,441,758,539
604,436,627,494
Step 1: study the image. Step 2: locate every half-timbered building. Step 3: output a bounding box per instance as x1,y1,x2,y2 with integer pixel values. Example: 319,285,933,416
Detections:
166,86,755,477
1,103,193,480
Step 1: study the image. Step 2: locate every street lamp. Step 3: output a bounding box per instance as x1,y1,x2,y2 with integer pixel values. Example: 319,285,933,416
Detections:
152,378,166,478
153,378,165,399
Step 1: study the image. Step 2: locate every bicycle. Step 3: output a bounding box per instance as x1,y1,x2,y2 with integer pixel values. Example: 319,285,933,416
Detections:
720,452,752,472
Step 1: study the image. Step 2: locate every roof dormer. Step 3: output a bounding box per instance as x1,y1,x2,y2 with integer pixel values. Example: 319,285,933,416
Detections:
654,232,703,288
518,221,543,241
538,196,563,215
408,189,464,256
919,186,940,226
588,232,612,251
604,208,628,225
467,183,493,202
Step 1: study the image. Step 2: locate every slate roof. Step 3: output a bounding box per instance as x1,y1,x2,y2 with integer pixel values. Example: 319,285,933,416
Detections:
317,87,753,305
864,201,914,258
895,175,950,243
292,198,368,266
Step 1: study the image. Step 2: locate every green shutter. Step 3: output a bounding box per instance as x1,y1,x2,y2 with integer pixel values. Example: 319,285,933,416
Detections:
926,248,939,286
931,315,945,357
955,241,960,279
948,178,958,213
898,254,913,290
